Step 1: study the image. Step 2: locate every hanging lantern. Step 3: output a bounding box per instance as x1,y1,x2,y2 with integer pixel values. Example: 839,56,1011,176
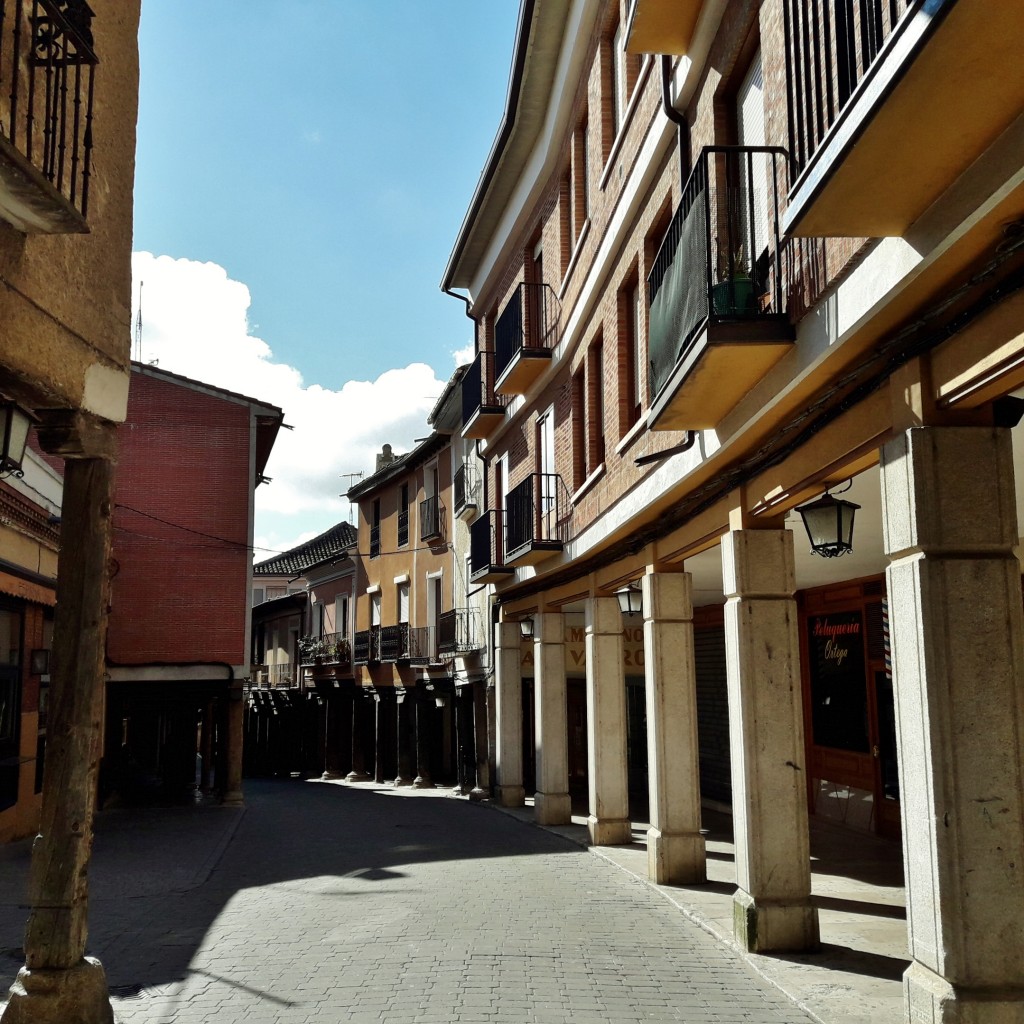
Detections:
796,491,860,558
615,582,643,616
0,400,34,479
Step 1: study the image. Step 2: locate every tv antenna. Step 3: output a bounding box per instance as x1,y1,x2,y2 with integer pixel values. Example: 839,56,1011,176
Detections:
340,471,364,525
134,280,144,362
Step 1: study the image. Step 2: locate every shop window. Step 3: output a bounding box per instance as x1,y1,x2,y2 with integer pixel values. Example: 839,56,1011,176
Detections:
805,610,870,753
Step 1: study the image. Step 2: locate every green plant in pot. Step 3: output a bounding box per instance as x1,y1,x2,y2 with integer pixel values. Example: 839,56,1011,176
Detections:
712,246,755,315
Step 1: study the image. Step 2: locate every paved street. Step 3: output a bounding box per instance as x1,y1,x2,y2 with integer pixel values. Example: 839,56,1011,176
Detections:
0,780,812,1023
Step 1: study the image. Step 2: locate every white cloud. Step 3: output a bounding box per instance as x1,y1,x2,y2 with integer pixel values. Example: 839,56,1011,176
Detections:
451,341,474,367
131,252,446,548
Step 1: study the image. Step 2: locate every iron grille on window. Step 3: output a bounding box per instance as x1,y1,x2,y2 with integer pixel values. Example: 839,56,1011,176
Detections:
369,524,381,558
420,495,442,541
397,508,409,547
438,609,481,657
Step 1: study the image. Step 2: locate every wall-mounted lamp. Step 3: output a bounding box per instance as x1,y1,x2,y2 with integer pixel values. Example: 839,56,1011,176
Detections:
434,695,449,709
519,616,535,640
796,488,860,558
0,399,35,479
615,582,643,616
30,649,50,675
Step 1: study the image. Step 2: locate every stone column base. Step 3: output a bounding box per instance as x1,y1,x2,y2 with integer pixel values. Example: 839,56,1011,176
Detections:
321,770,345,781
588,816,632,846
393,775,414,787
534,791,571,825
904,961,1024,1024
733,889,819,953
345,770,373,782
221,789,244,807
469,786,489,802
1,958,113,1024
412,776,435,790
647,827,706,885
497,784,525,807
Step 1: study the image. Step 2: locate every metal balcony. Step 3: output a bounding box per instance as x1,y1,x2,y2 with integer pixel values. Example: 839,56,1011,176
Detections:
299,633,351,667
494,282,559,395
453,463,479,520
505,473,570,566
462,351,505,439
626,0,705,56
469,509,514,585
369,524,381,559
438,609,482,658
0,0,97,233
379,623,409,663
420,495,443,543
406,625,435,666
397,507,409,547
353,626,381,666
782,0,1022,238
647,146,794,431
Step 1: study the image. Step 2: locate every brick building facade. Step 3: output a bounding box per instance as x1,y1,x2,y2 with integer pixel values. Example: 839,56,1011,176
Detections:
443,1,1024,1021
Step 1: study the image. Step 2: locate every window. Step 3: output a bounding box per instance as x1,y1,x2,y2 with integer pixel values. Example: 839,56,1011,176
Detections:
266,586,287,600
398,482,410,547
370,499,381,558
335,595,349,639
397,582,410,625
371,592,381,627
252,587,265,606
587,340,605,471
612,19,626,139
619,275,643,433
572,368,586,489
571,116,589,240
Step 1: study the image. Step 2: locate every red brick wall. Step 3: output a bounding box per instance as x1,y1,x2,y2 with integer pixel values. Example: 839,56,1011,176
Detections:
108,371,253,665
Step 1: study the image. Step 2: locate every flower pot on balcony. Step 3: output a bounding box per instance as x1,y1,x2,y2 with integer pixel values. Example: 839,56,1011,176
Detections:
712,277,755,315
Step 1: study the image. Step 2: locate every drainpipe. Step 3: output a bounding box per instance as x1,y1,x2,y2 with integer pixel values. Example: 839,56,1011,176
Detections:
654,54,696,457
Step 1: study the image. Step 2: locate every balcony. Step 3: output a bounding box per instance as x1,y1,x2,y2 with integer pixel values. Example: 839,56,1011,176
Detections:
379,623,409,663
783,0,1024,238
406,625,435,666
369,524,381,559
420,494,443,543
625,0,704,56
0,0,97,233
505,473,570,566
298,632,351,669
453,463,479,520
250,663,299,688
438,609,482,658
647,146,794,432
353,626,381,666
494,282,559,395
397,507,409,547
469,510,514,585
462,351,505,439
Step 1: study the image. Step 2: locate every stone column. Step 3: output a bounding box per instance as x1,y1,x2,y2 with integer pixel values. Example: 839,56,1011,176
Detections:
394,690,415,786
346,689,374,782
584,597,631,845
722,528,818,952
533,612,571,825
413,690,435,789
643,572,706,884
494,621,525,806
199,700,216,793
471,681,490,799
881,426,1024,1024
3,442,117,1023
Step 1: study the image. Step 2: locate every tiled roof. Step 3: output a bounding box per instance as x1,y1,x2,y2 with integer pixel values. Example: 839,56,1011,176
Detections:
254,521,356,577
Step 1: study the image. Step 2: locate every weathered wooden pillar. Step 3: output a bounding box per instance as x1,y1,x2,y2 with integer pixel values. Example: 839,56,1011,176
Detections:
3,414,117,1023
413,689,436,789
222,686,244,805
346,688,374,782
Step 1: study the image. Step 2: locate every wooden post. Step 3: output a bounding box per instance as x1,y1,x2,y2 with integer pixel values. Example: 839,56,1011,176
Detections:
2,434,116,1023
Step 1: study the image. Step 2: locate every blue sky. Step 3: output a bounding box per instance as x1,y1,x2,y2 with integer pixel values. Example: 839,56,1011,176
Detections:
132,2,519,554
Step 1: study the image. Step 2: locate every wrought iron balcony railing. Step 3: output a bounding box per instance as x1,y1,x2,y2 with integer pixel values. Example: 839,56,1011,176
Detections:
647,146,790,407
397,508,409,547
438,608,482,657
462,350,506,429
369,523,381,559
379,623,408,663
353,626,381,666
784,0,911,175
406,625,434,666
0,0,97,232
250,663,299,688
298,632,350,666
494,282,559,390
453,463,479,518
469,509,514,584
505,473,571,562
420,495,442,542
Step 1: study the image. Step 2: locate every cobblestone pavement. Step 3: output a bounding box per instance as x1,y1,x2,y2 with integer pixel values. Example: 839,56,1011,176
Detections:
0,780,814,1023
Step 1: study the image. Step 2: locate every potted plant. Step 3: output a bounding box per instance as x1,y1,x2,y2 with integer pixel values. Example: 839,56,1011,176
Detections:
712,245,755,315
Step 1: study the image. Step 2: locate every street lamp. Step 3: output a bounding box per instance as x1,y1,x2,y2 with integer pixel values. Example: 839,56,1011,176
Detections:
0,399,34,479
795,490,860,558
615,582,643,616
519,616,534,640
